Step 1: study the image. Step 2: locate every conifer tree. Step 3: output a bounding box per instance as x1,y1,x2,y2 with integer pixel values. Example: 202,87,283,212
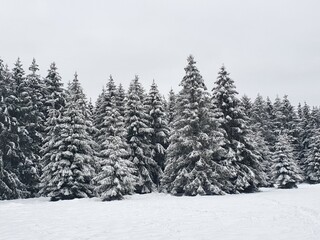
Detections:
167,88,176,126
11,58,40,196
116,84,127,119
43,62,66,115
211,65,266,193
145,81,170,175
271,134,303,188
40,75,95,201
305,127,320,184
162,56,227,196
126,76,158,193
240,95,253,119
0,59,29,199
298,102,313,173
94,77,136,201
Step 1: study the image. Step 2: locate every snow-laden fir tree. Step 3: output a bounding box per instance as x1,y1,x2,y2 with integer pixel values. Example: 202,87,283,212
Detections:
167,88,176,126
297,102,313,173
162,56,228,196
0,59,29,199
305,127,320,184
240,95,253,119
10,59,40,196
94,77,136,201
40,75,96,201
94,76,118,146
126,76,158,193
116,84,127,119
145,81,170,176
271,134,303,189
43,62,66,116
211,65,266,193
25,59,46,189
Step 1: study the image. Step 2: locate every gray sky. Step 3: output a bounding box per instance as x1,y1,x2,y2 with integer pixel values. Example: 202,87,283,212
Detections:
1,0,320,106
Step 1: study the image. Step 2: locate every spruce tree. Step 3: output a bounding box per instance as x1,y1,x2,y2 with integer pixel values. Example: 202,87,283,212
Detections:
145,81,170,175
126,76,158,193
240,95,253,119
211,65,266,193
305,128,320,184
11,58,40,196
167,88,176,126
94,77,136,201
43,62,66,115
0,59,29,199
40,75,95,201
271,134,303,188
162,56,227,196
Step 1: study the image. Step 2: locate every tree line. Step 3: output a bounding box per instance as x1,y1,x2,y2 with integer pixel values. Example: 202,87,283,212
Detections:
0,55,318,201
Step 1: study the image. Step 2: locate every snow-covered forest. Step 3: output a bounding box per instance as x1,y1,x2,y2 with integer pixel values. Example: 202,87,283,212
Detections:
0,55,319,202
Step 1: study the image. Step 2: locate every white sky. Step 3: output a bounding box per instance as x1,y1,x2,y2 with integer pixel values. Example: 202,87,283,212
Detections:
1,0,320,106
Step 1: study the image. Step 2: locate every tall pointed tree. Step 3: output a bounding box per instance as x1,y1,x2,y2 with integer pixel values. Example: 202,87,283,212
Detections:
167,88,176,127
0,59,29,199
94,77,136,201
40,74,95,201
305,127,320,184
126,76,158,193
11,58,40,196
145,81,170,176
162,56,227,196
211,65,266,193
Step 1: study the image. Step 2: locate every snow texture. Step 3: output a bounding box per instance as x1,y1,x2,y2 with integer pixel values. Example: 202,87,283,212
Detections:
1,184,320,240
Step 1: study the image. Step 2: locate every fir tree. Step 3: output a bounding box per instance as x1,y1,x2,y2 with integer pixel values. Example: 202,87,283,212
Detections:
211,65,266,193
162,56,227,196
126,76,158,193
40,75,95,201
43,62,65,114
271,134,303,188
145,81,170,175
94,78,136,201
11,58,40,196
305,127,320,184
240,95,253,119
167,88,176,126
0,59,29,199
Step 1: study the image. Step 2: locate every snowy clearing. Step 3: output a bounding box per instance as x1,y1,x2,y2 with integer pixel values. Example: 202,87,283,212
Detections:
1,184,320,240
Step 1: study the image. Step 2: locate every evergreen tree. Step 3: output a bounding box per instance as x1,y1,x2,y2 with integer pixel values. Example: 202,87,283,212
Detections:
43,62,65,115
305,127,320,184
167,88,176,126
271,134,303,188
211,65,266,193
11,59,39,196
240,95,253,119
116,84,127,119
94,78,136,201
0,59,28,199
298,102,313,173
162,56,227,196
126,76,158,193
145,81,170,175
40,75,95,201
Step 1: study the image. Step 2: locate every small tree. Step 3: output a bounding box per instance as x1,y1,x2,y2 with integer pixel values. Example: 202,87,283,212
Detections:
271,134,302,189
304,128,320,184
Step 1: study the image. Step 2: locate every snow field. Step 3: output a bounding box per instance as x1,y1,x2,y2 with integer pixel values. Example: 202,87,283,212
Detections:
1,184,320,240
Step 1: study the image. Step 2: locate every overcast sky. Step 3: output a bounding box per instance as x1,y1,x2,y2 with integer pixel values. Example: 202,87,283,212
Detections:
1,0,319,106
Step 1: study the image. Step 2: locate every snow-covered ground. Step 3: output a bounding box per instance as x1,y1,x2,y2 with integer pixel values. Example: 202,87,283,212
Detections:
1,184,320,240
